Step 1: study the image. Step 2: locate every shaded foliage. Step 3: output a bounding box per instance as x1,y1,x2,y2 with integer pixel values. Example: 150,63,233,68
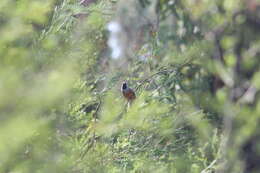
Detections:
0,0,260,173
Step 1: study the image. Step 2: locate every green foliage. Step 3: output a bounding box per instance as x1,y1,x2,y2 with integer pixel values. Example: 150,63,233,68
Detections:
1,0,260,172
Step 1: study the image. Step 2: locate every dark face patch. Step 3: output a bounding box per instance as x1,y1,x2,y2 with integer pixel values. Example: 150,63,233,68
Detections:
122,83,127,90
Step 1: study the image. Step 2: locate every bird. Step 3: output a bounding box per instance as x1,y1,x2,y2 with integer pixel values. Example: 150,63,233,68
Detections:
121,82,136,102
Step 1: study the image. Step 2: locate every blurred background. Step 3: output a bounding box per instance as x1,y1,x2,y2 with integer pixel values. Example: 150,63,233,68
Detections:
0,0,260,172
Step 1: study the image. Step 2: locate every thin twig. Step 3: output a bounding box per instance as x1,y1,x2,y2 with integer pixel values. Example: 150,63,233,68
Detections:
135,59,193,92
201,159,217,173
78,98,101,160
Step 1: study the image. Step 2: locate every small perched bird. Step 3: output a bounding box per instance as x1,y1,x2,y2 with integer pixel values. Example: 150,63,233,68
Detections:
121,82,136,102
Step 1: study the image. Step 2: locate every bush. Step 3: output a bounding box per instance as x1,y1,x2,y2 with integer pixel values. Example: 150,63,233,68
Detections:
1,0,259,172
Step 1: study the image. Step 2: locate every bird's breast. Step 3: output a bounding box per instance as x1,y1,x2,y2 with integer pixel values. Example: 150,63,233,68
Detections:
122,89,136,100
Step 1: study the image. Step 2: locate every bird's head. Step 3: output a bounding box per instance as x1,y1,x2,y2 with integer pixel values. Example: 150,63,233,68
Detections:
122,82,127,90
